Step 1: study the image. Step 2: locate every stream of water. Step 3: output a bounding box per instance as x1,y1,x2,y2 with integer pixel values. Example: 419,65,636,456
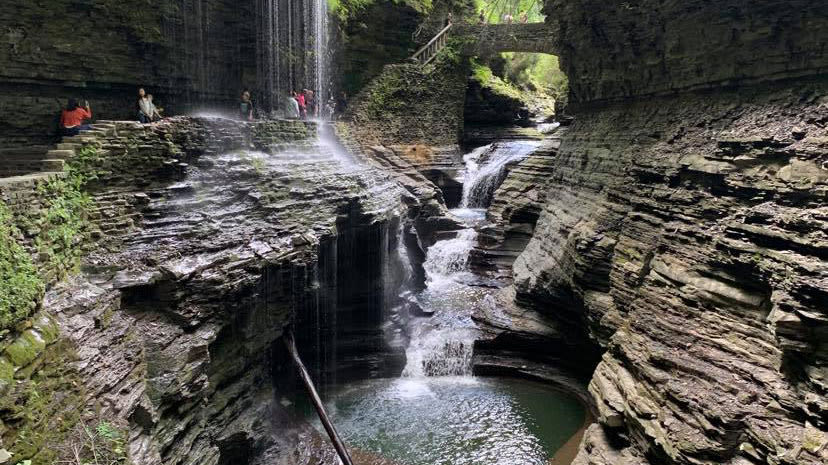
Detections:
301,140,585,464
461,141,541,208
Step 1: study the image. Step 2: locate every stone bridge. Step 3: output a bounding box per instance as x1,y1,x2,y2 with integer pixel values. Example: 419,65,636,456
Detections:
453,23,556,56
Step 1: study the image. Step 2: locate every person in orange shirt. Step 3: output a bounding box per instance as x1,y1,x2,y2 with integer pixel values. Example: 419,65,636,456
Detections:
59,98,92,136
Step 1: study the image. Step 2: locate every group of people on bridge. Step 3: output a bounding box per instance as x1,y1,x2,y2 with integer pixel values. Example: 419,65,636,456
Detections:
477,9,530,24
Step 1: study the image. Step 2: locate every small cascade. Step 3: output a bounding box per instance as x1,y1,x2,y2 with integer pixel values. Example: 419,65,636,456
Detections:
422,229,477,279
461,141,540,208
402,227,480,377
400,142,541,379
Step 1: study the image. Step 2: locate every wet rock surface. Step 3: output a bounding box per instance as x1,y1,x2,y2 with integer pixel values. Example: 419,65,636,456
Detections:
510,80,828,465
26,116,441,464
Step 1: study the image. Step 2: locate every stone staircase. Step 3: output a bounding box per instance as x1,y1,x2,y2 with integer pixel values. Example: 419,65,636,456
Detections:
0,123,118,178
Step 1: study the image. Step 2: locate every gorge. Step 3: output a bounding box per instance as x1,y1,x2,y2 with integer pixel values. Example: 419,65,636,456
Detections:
0,1,826,465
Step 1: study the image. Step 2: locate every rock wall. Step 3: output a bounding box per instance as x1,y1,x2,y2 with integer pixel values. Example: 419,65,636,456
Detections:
545,0,828,104
0,0,258,148
0,115,433,464
516,78,827,465
336,2,425,96
501,2,828,464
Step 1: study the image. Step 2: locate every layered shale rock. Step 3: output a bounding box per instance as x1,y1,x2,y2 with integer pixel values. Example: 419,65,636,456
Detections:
0,116,447,464
471,131,563,275
474,2,828,464
515,80,828,465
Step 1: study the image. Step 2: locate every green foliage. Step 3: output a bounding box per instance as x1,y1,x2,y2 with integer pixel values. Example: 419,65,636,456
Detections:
0,202,44,335
471,59,523,100
329,0,434,24
0,340,85,464
475,0,544,23
500,52,568,99
34,146,100,281
361,67,409,118
76,420,128,464
0,144,100,334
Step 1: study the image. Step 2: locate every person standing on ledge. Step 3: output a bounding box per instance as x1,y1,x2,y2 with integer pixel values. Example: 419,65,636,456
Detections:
60,98,92,136
239,90,255,121
137,88,153,123
304,89,315,118
296,90,307,119
478,10,486,24
285,90,300,119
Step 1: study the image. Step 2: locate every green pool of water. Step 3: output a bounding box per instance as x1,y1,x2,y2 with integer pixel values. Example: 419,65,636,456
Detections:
309,376,585,465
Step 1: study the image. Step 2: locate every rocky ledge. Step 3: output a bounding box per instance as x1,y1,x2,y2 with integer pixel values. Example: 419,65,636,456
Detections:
0,116,452,465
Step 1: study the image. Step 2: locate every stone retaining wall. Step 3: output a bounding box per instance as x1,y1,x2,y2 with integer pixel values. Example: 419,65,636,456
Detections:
454,23,556,56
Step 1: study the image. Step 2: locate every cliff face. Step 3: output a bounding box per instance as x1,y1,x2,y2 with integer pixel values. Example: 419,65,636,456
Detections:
502,1,828,464
0,0,260,148
0,117,437,464
546,0,828,104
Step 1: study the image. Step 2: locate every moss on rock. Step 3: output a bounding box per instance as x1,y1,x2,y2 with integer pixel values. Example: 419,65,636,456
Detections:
0,201,44,335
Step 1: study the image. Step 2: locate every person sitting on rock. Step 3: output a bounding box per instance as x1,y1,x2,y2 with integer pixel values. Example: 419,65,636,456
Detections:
60,98,92,136
239,90,255,121
147,94,163,121
478,10,486,24
137,88,153,124
520,10,528,23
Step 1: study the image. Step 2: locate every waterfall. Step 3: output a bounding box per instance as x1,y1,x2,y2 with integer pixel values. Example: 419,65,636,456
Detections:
402,229,479,377
313,0,329,112
461,141,540,208
401,142,541,379
257,0,330,114
423,229,477,279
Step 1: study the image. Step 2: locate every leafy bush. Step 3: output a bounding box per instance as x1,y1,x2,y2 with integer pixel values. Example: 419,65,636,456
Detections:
0,144,100,333
499,52,569,100
35,145,99,280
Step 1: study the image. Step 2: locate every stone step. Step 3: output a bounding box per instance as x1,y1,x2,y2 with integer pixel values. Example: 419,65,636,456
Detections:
0,152,51,161
46,149,76,159
40,159,65,172
56,142,80,150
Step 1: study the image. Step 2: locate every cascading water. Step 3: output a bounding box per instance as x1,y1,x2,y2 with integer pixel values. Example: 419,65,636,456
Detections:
256,0,330,114
402,228,481,377
313,0,329,112
402,141,542,378
300,136,588,464
461,141,540,208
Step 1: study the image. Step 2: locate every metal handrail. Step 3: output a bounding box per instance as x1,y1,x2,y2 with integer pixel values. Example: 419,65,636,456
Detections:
411,23,453,64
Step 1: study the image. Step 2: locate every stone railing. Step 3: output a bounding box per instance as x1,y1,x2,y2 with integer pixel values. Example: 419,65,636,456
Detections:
454,22,556,56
